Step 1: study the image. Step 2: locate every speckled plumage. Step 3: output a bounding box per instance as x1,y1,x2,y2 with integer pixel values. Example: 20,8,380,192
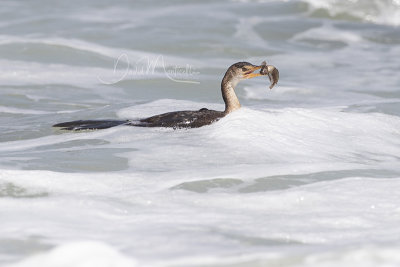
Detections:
134,108,225,129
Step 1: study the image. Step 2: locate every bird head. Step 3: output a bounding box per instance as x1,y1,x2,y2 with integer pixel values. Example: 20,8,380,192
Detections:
229,62,262,80
225,61,279,89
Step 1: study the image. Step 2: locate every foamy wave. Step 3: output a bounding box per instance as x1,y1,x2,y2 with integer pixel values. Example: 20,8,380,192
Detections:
2,169,400,266
303,0,400,26
291,22,363,44
0,35,200,66
109,100,400,175
0,106,50,115
7,241,137,267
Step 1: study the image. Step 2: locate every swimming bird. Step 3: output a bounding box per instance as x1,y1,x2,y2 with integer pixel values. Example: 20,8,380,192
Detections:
53,61,279,130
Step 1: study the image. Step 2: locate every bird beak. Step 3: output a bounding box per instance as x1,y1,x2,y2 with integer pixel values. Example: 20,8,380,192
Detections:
243,65,263,79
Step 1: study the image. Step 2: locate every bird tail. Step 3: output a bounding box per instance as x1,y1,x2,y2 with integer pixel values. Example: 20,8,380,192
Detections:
52,120,129,131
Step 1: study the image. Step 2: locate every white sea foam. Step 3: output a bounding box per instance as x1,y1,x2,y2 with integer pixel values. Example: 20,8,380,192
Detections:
303,0,400,26
0,106,50,115
291,23,363,44
7,241,138,267
2,98,397,174
1,168,400,266
112,102,400,174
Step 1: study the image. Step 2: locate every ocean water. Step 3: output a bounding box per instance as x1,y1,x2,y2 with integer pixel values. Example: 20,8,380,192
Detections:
1,0,400,266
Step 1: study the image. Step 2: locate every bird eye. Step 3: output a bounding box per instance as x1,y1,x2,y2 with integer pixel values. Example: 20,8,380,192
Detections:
241,67,247,72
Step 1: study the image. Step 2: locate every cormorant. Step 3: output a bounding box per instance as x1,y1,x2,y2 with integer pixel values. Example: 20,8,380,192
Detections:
53,61,279,130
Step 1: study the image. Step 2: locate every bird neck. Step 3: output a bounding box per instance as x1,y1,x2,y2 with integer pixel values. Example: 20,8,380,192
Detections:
221,72,241,114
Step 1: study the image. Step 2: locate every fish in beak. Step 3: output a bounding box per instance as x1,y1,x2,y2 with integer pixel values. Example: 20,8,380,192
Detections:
244,61,279,89
260,61,279,89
